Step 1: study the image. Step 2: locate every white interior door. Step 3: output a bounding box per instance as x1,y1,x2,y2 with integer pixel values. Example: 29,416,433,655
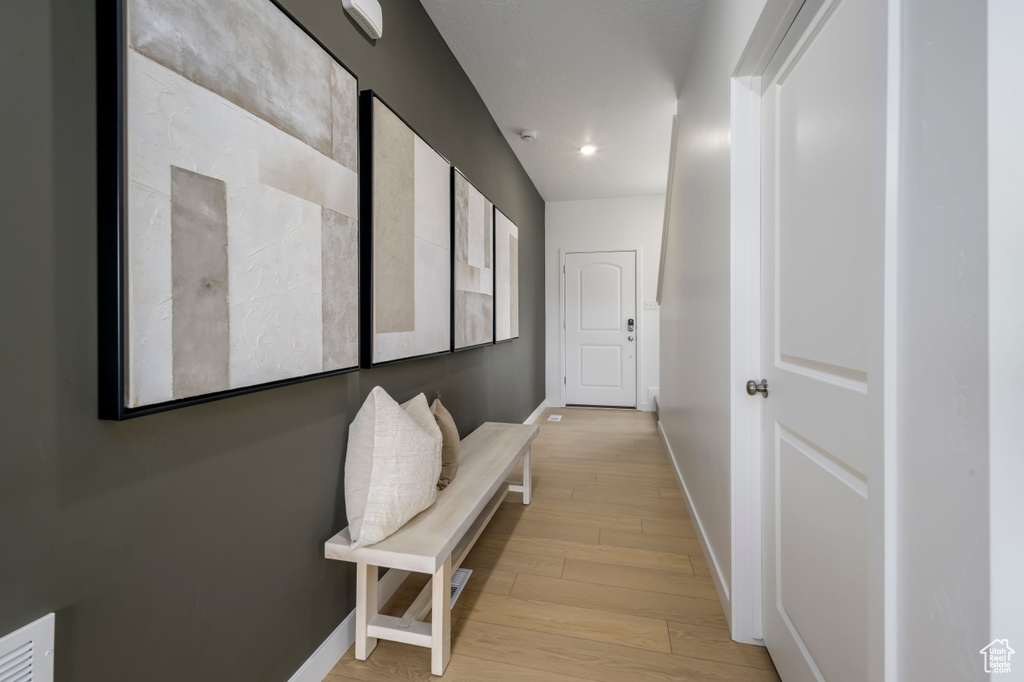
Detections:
759,0,884,680
564,251,637,408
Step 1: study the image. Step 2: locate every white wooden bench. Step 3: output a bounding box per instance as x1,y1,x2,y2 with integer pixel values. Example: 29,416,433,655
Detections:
324,421,538,676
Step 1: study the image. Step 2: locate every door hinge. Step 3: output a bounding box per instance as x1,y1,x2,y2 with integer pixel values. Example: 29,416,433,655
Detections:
564,376,566,385
563,264,566,274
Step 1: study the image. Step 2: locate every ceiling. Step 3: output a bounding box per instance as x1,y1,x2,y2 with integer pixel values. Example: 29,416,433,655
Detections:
419,0,706,202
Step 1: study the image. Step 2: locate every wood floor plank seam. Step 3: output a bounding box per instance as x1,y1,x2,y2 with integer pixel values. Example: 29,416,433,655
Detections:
667,621,778,672
457,614,681,660
452,591,674,653
559,558,714,600
509,573,729,630
453,654,596,682
471,534,697,574
450,619,781,682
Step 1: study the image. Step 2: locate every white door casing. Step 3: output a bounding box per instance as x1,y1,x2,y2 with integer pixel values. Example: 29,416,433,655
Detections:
564,251,637,408
759,0,886,680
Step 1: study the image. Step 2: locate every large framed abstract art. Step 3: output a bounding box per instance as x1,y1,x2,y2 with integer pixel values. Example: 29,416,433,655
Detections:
98,0,361,419
451,169,494,351
494,209,520,342
359,92,452,367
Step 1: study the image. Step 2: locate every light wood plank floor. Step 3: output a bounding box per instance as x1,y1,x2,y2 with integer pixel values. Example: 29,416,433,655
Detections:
327,407,779,681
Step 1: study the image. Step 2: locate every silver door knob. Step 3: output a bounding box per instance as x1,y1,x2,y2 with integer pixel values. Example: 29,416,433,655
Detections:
628,335,634,341
746,379,768,398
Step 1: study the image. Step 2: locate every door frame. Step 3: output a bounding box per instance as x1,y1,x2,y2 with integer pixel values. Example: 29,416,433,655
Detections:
559,248,641,409
729,0,900,677
725,73,763,646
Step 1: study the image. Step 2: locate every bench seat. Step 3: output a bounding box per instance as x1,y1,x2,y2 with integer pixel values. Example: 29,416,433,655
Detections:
324,421,538,676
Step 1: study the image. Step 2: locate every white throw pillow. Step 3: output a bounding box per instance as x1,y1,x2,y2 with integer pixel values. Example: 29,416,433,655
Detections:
345,386,443,548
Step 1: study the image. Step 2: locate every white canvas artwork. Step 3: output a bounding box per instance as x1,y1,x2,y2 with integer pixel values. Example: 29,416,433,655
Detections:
123,0,360,409
453,171,494,349
369,96,452,365
494,209,520,341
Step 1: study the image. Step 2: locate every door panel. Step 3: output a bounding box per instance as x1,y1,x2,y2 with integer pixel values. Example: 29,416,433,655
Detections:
760,0,882,680
580,264,622,331
774,370,868,478
777,0,872,375
565,251,636,407
579,346,622,388
778,433,868,682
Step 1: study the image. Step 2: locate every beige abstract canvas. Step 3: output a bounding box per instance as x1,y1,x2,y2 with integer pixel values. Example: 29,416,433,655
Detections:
368,95,452,364
454,171,494,349
123,0,360,410
494,209,520,341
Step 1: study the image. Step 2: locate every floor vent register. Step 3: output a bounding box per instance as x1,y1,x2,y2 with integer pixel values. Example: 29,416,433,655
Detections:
450,568,473,608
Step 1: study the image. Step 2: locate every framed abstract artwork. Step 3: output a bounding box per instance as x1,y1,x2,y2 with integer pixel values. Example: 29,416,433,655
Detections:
494,209,520,342
98,0,361,419
451,169,494,351
359,92,452,367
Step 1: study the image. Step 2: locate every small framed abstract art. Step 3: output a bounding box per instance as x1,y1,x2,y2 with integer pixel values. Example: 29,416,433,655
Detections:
98,0,361,419
451,169,494,351
359,91,452,367
494,209,520,342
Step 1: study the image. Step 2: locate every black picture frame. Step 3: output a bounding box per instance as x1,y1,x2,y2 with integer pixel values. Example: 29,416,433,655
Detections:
359,90,455,369
97,0,361,420
450,167,498,353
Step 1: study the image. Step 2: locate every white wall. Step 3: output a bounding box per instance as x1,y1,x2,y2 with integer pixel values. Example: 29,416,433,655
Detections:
545,196,664,411
656,0,1022,672
658,0,766,624
988,0,1024,663
897,1,990,679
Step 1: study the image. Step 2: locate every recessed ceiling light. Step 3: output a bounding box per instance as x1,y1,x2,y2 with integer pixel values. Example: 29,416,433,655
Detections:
580,145,597,155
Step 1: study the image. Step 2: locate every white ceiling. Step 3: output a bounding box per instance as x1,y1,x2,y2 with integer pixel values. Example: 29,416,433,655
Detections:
419,0,706,202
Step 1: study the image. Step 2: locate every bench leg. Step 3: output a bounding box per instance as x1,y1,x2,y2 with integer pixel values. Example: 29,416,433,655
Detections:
431,556,452,676
355,563,378,661
522,447,532,505
509,448,533,504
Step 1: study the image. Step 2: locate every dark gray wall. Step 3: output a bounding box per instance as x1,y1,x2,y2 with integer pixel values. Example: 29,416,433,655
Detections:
0,1,544,680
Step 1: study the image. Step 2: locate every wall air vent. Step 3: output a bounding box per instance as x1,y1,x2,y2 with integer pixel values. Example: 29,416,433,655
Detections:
342,0,383,39
0,614,54,682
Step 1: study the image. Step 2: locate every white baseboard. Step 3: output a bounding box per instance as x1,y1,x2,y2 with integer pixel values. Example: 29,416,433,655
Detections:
524,399,549,425
658,421,733,629
287,568,409,682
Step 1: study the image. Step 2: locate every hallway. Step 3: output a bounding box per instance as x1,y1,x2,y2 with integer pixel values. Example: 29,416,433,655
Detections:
327,408,779,681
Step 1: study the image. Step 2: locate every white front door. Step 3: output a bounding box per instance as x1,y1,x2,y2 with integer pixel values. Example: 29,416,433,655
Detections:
564,251,637,408
759,0,884,680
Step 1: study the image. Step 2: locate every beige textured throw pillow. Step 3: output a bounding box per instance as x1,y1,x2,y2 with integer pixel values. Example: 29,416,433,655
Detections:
345,387,443,548
431,393,460,489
